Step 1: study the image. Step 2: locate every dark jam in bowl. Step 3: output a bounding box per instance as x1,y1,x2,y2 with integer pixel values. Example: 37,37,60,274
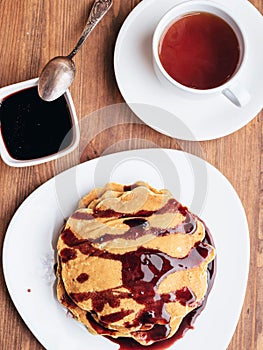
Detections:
0,86,73,160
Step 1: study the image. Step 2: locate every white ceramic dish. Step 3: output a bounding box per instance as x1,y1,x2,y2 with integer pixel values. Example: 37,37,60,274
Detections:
3,149,249,350
114,0,263,140
0,78,80,167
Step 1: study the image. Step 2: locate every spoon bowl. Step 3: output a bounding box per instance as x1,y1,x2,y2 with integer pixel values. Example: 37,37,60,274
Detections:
38,0,112,101
38,56,76,102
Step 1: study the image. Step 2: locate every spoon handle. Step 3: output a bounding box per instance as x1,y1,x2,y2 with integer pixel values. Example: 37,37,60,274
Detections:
68,0,113,59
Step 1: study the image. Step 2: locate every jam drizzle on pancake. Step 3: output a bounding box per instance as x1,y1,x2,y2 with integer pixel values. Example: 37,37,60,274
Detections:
60,228,213,344
59,231,215,349
57,183,216,348
71,198,197,239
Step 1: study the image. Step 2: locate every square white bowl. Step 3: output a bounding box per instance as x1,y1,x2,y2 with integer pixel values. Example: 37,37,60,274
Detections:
0,78,79,167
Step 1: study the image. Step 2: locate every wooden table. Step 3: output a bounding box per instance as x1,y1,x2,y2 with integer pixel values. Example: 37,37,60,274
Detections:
0,0,262,349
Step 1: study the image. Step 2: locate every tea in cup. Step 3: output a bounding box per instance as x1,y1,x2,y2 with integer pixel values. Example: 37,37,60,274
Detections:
152,0,250,107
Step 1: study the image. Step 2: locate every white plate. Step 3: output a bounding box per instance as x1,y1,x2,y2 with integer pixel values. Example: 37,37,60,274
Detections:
3,149,249,350
114,0,263,140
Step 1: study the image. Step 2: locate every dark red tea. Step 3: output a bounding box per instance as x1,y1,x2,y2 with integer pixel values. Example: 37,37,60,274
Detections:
159,12,240,89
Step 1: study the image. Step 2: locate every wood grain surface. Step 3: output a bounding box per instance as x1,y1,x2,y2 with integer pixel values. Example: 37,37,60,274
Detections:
0,0,262,349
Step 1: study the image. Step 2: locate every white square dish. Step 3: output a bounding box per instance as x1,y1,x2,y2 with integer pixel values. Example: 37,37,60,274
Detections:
0,78,79,167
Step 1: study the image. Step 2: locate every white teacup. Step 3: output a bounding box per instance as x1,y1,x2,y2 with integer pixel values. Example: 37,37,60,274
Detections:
152,0,250,107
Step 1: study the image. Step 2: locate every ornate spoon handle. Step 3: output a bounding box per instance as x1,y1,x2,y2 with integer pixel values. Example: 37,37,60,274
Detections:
68,0,113,59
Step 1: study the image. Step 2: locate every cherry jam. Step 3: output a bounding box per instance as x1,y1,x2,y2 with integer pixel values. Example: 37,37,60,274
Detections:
0,86,73,160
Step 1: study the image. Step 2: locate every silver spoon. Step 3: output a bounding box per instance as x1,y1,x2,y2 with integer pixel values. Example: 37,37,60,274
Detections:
38,0,112,101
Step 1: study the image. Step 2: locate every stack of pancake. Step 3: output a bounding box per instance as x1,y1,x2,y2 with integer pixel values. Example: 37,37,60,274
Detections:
56,182,216,345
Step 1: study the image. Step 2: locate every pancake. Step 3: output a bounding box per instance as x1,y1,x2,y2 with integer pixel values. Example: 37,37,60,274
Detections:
56,182,216,345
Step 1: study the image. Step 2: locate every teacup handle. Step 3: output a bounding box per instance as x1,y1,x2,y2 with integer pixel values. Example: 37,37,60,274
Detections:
222,83,250,107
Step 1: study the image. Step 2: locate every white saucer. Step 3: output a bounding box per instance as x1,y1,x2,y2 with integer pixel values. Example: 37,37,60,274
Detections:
114,0,263,141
